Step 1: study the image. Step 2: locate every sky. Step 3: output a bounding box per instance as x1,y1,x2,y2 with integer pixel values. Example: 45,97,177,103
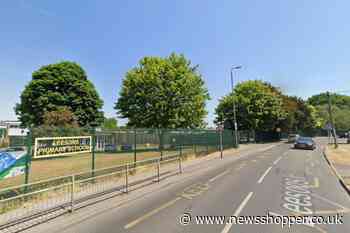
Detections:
1,0,350,126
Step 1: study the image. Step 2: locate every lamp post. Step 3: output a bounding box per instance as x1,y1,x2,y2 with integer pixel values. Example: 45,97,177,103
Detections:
230,65,242,148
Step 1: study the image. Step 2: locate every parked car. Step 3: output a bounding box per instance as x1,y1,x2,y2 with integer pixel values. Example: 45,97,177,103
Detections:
294,137,316,150
338,132,348,138
288,134,299,143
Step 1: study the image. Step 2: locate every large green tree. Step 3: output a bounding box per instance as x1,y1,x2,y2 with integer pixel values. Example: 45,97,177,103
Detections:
15,61,104,127
215,80,286,132
115,53,210,128
308,92,350,131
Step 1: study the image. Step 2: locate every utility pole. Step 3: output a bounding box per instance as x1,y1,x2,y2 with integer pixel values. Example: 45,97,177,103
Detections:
230,66,242,148
327,92,338,148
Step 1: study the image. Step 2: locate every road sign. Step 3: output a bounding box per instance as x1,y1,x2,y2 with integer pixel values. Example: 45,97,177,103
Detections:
324,122,333,130
216,125,224,132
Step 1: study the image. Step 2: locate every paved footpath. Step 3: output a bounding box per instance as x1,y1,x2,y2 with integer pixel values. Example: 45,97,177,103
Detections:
22,139,350,233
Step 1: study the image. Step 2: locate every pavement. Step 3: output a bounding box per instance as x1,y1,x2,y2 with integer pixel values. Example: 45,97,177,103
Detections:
19,138,350,233
325,142,350,191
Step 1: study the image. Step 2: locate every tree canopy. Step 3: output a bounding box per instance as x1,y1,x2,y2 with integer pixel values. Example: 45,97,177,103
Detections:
308,92,350,107
280,96,319,133
102,117,118,129
115,53,210,128
15,61,104,127
216,80,286,132
43,107,79,127
307,92,350,131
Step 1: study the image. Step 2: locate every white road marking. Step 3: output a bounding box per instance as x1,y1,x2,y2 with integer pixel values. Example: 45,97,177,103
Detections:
273,156,282,165
257,166,273,184
221,192,254,233
209,169,230,183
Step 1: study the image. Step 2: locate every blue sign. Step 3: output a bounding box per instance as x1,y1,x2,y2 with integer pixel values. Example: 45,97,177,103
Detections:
0,152,17,174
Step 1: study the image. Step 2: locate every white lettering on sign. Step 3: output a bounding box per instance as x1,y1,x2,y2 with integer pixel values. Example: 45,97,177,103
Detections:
34,136,92,159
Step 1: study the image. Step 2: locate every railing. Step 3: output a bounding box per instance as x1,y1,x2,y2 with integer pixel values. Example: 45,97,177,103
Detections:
0,154,183,228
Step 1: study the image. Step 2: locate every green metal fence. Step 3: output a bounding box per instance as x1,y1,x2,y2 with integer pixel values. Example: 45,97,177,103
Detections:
0,127,240,190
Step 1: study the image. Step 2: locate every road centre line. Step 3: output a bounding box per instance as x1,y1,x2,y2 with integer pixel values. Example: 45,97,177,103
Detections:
124,197,182,229
273,156,282,165
257,166,273,184
209,169,231,183
221,192,254,233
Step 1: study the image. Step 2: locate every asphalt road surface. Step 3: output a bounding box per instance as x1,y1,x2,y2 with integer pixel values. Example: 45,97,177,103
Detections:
25,138,350,233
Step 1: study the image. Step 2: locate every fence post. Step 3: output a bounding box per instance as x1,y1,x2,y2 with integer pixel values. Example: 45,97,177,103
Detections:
157,160,160,182
178,156,182,174
125,164,129,193
160,129,163,161
91,128,96,177
24,128,32,186
134,129,137,164
220,130,223,159
206,131,209,154
70,175,75,213
179,141,183,157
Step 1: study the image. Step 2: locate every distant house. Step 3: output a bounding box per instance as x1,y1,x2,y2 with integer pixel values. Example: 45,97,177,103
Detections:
0,121,28,148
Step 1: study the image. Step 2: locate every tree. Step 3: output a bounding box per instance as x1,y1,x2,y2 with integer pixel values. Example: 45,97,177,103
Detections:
215,80,286,132
102,117,118,129
15,61,104,127
314,104,350,131
308,92,350,107
280,96,318,134
115,53,210,129
308,93,350,131
43,107,78,127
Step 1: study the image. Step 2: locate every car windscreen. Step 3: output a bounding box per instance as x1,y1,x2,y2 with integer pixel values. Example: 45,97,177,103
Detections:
296,138,313,143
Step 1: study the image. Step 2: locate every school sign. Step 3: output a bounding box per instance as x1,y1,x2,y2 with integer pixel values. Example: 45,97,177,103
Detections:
0,151,26,180
34,136,92,159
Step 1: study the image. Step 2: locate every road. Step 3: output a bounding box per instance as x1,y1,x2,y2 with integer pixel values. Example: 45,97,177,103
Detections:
24,139,350,233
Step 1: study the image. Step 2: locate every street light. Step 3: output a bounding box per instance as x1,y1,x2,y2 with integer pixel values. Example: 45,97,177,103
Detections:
230,65,242,148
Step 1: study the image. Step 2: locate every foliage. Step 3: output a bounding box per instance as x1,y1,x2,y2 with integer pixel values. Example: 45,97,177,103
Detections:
32,126,90,139
43,107,78,127
115,53,210,128
102,117,118,129
314,105,350,131
215,80,286,131
308,92,350,107
15,61,104,127
308,92,350,131
280,96,318,133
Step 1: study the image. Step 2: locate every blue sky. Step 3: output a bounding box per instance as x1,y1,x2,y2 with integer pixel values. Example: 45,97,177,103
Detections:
1,0,349,126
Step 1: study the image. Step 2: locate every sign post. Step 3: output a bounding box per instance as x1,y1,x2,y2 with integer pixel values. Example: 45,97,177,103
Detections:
217,124,224,159
25,129,32,186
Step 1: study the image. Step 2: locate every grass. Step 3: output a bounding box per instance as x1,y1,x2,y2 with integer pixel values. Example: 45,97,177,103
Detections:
327,144,350,187
0,146,201,190
327,144,350,166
